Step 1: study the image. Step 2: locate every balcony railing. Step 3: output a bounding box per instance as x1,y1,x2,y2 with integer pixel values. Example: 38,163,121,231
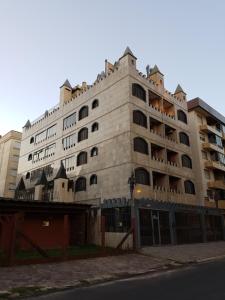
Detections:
200,124,222,137
208,180,225,190
205,161,225,172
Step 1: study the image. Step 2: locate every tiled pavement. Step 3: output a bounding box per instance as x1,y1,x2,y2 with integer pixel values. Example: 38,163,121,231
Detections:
1,242,225,294
140,241,225,263
0,254,166,292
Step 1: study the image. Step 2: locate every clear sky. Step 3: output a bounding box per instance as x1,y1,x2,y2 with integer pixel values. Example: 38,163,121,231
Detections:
0,0,225,135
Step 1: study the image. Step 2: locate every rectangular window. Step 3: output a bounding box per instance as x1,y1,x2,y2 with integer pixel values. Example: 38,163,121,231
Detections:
62,133,76,150
30,165,53,182
47,124,56,138
35,130,47,143
33,144,55,162
45,143,56,157
63,113,76,130
61,156,75,172
102,207,131,232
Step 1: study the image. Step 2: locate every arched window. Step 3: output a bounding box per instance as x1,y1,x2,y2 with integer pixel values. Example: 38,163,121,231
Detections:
79,106,88,120
77,151,87,166
90,174,97,185
30,137,34,144
78,127,88,142
177,110,187,124
179,132,190,146
133,110,147,128
91,122,99,132
182,154,192,168
25,172,30,179
133,137,148,155
75,177,86,192
28,154,32,161
91,147,98,157
184,180,195,194
132,83,146,102
135,168,150,185
92,99,99,109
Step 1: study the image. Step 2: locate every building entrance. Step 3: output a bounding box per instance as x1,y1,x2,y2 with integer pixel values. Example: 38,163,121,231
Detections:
139,209,170,246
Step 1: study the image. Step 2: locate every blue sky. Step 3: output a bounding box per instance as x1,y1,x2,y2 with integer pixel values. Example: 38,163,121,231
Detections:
0,0,225,135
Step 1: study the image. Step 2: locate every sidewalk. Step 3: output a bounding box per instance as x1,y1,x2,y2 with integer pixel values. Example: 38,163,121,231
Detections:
1,242,225,299
140,241,225,263
0,254,168,298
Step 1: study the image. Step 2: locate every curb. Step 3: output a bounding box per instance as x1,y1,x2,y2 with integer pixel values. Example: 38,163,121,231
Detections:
196,254,225,263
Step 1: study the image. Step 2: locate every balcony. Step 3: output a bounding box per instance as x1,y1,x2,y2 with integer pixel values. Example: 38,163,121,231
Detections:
222,132,225,141
202,142,224,154
208,180,225,190
200,124,222,138
205,161,225,172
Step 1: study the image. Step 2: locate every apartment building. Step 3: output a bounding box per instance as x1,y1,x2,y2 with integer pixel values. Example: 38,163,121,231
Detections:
16,48,224,247
188,98,225,209
0,130,22,198
17,47,197,206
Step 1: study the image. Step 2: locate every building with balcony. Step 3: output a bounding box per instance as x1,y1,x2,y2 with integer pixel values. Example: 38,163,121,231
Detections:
17,47,197,207
188,98,225,209
16,48,224,248
0,131,22,198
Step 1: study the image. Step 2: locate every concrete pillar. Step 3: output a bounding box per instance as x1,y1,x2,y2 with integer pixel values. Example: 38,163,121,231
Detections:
200,213,207,242
221,215,225,241
169,210,177,245
135,207,141,249
34,185,44,200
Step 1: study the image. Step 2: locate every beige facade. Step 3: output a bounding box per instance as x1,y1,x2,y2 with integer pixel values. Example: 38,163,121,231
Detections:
0,130,22,198
18,48,197,206
188,98,225,209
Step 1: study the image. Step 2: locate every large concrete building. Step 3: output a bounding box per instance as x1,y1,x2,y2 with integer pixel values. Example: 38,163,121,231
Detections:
17,47,197,206
0,130,22,198
188,98,225,209
16,48,225,248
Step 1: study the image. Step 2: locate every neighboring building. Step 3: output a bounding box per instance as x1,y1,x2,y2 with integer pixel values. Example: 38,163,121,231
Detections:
188,98,225,209
17,47,197,206
0,130,22,198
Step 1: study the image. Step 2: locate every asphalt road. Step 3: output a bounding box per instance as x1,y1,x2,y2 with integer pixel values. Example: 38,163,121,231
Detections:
30,258,225,300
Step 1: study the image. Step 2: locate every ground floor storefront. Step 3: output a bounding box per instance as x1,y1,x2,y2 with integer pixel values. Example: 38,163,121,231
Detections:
101,198,225,248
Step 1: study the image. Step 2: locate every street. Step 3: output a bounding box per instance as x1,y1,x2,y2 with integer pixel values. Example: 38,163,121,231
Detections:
29,258,225,300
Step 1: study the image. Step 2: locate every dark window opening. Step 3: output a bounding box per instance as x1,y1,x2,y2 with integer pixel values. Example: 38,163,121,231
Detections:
91,122,99,132
132,83,146,102
75,177,86,192
77,151,87,166
92,99,99,109
135,167,150,185
78,127,88,142
133,137,148,155
133,110,147,128
182,154,192,168
79,106,89,120
179,132,190,146
177,110,187,124
184,180,195,194
91,147,98,157
90,174,97,185
102,207,131,232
